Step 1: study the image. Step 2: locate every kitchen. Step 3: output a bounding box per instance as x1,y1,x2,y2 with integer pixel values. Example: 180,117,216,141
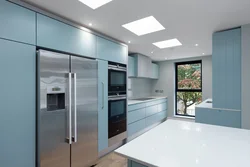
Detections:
1,0,250,167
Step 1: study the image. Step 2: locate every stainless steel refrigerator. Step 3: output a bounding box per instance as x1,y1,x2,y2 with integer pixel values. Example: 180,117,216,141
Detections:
37,50,98,167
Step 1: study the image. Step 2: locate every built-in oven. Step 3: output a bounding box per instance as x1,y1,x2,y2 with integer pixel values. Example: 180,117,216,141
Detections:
108,95,127,146
108,62,127,95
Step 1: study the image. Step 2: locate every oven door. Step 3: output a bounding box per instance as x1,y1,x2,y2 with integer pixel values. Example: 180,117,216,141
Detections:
108,96,127,139
108,68,126,94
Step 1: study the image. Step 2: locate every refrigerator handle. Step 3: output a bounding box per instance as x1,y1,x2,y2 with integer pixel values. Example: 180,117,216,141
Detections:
68,73,72,144
102,82,104,109
73,73,77,143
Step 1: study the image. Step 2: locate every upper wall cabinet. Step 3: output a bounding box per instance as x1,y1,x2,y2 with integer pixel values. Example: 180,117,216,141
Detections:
37,14,96,58
212,28,241,110
151,63,159,79
0,1,36,45
128,56,136,77
96,36,127,64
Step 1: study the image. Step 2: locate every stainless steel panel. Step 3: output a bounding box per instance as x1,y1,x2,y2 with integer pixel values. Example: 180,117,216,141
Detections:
39,50,70,167
71,56,98,167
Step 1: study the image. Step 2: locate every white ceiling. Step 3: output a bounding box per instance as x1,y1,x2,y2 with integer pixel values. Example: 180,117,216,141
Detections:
23,0,250,61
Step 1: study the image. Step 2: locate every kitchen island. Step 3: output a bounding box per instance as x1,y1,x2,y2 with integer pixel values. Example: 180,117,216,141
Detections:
115,120,250,167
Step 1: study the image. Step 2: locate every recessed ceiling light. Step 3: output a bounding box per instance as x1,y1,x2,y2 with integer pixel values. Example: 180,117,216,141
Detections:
165,57,167,60
202,53,205,55
78,0,113,9
122,16,165,36
128,41,131,43
195,44,199,46
151,51,154,54
153,38,182,49
88,23,92,26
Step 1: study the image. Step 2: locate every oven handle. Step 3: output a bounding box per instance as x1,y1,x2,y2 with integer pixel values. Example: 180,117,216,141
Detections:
108,97,127,101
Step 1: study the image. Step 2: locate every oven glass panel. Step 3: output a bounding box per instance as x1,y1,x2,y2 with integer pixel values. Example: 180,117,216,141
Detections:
110,100,125,117
110,70,126,87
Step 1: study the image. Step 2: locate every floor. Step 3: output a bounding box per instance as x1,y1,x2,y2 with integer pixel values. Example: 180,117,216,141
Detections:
96,153,127,167
95,117,191,167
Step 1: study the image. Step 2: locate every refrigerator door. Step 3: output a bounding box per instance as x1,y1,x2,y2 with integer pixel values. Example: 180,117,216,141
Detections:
71,56,98,167
38,50,71,167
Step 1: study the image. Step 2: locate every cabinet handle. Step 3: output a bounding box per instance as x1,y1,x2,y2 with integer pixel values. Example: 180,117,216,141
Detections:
102,82,104,109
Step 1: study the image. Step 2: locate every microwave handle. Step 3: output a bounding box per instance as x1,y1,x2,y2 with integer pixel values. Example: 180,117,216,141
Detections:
108,67,127,72
108,97,127,101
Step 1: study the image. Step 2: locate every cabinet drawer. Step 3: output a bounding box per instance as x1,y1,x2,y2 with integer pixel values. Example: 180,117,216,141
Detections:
146,98,167,107
128,108,146,124
128,103,146,111
146,105,158,117
0,1,36,45
158,102,167,112
146,110,167,127
128,119,146,137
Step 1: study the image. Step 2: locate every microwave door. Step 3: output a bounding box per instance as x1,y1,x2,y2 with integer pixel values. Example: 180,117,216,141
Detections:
108,69,127,93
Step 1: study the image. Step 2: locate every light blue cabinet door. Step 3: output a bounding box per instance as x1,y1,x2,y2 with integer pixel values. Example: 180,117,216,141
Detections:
0,39,36,167
97,36,128,64
0,1,36,45
213,28,241,110
37,14,96,58
98,60,108,152
128,160,148,167
128,56,136,77
195,108,241,128
128,119,146,137
151,63,159,79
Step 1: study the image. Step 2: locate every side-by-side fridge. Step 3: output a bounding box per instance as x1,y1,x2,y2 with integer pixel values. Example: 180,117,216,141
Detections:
37,50,98,167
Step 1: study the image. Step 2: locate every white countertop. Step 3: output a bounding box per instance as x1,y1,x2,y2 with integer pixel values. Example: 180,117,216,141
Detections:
196,99,241,112
115,120,250,167
196,98,213,108
128,96,168,105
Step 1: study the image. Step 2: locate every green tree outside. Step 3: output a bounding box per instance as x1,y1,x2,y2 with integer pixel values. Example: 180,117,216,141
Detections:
177,63,202,115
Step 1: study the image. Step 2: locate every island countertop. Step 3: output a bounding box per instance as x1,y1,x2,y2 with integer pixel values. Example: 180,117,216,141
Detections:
115,120,250,167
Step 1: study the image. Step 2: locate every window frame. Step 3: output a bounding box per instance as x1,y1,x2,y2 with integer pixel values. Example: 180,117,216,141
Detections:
175,60,202,117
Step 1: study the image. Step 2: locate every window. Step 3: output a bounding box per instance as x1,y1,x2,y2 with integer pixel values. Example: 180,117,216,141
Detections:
175,61,202,117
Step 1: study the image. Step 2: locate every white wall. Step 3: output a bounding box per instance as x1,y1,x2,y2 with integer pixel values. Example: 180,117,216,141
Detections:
128,78,153,99
241,24,250,130
152,55,212,117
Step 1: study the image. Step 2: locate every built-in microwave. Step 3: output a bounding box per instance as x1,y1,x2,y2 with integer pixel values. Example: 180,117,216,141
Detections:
108,95,127,146
108,62,127,96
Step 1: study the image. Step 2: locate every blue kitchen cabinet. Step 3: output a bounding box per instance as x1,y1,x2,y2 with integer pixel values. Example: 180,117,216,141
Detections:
128,119,146,137
98,60,109,152
127,98,168,139
151,63,159,79
128,56,136,77
0,39,36,167
128,160,148,167
37,13,96,58
212,28,241,110
96,36,128,64
0,1,36,45
196,107,241,128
